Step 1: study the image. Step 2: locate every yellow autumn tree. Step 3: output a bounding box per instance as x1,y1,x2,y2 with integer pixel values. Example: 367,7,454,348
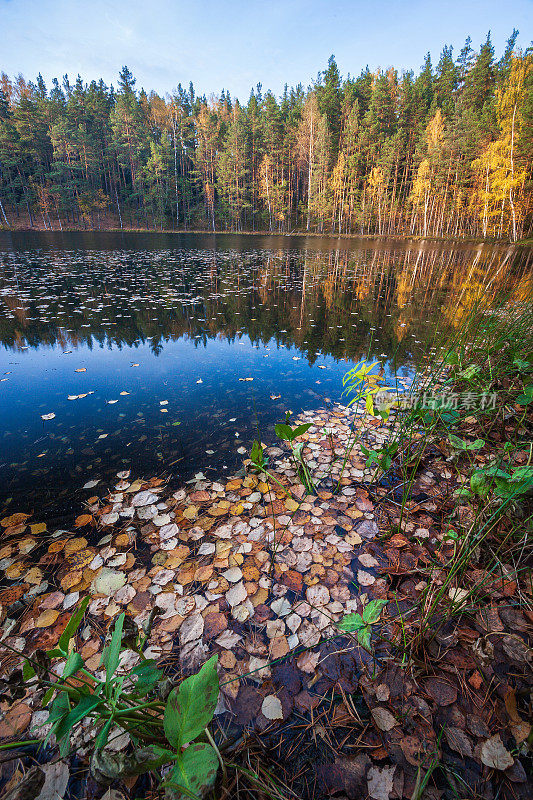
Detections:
472,53,531,241
409,110,445,236
367,166,386,234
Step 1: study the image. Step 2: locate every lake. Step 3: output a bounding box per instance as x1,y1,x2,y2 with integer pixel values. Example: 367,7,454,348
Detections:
0,231,531,519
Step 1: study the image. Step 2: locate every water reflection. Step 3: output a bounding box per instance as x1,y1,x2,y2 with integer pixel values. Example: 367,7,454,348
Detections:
0,232,531,515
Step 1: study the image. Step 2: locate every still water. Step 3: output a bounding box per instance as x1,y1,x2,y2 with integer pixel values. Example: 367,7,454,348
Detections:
0,231,531,516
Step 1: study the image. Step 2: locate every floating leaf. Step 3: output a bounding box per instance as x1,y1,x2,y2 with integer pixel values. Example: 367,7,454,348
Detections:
1,512,30,528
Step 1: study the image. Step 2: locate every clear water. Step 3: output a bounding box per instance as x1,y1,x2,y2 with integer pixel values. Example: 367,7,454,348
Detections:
0,231,530,517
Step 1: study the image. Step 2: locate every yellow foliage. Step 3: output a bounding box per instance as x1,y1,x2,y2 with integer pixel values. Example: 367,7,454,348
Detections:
471,53,531,238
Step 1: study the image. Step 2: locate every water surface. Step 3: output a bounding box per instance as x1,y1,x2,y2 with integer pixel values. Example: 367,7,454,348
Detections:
0,231,530,517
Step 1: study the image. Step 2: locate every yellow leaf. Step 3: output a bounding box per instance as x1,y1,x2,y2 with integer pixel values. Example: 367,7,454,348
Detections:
30,522,47,535
35,609,60,628
182,506,198,520
64,538,88,557
48,540,66,554
61,570,82,591
24,567,43,585
285,498,299,512
1,513,30,528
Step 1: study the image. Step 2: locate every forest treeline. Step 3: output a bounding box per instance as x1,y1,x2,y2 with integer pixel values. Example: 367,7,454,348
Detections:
0,32,532,240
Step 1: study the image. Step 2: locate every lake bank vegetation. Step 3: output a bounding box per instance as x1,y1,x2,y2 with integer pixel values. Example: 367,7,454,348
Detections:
0,294,531,800
1,33,532,240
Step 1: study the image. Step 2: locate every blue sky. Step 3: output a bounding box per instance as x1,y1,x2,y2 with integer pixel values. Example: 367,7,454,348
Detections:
1,0,531,99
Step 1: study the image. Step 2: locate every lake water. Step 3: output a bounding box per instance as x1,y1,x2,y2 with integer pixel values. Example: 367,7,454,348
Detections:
0,231,531,518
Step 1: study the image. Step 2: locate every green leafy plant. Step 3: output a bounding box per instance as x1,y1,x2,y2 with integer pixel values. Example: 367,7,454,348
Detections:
342,360,392,420
460,463,533,501
337,599,387,651
22,600,221,799
516,385,533,405
331,360,395,491
448,434,485,452
360,440,399,473
274,412,314,492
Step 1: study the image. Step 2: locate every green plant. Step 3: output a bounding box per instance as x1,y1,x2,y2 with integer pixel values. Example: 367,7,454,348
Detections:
360,440,399,472
333,359,394,490
22,599,221,799
337,599,387,651
460,463,533,501
448,434,485,452
273,412,315,492
342,360,392,420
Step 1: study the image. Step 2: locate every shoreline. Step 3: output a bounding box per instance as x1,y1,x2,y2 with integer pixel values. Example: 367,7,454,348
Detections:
1,224,527,247
0,388,531,797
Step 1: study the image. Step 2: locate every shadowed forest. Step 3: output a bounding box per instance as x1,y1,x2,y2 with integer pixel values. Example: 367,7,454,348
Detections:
1,32,532,240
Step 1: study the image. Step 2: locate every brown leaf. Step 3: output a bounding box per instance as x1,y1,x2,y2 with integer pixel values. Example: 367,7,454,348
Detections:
0,585,29,604
400,735,425,767
444,727,473,758
501,635,531,664
0,702,32,737
203,612,227,640
468,670,483,690
282,570,303,592
74,514,93,528
424,677,457,706
371,707,397,731
1,766,45,800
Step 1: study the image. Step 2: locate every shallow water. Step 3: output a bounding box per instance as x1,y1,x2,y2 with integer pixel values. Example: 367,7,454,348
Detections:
0,231,531,515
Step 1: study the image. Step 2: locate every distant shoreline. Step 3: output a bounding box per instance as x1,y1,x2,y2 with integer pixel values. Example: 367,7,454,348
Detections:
1,225,527,247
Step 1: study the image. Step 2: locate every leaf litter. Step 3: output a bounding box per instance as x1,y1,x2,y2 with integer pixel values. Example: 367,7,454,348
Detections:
0,401,531,800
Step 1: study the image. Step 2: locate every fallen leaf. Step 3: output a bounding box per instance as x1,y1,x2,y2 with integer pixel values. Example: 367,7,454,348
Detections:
75,514,93,528
261,695,284,720
1,512,30,528
445,727,473,758
61,570,82,591
35,760,70,800
91,568,126,596
226,581,247,607
179,613,204,645
371,707,397,731
480,735,514,770
367,765,395,800
357,569,376,586
424,677,457,706
0,702,32,737
35,609,60,628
